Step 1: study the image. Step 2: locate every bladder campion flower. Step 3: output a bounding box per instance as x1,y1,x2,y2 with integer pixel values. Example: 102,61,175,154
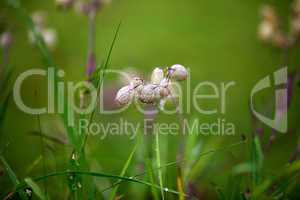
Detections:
115,85,134,106
28,11,57,50
115,64,188,106
151,67,164,84
115,76,144,106
168,64,188,81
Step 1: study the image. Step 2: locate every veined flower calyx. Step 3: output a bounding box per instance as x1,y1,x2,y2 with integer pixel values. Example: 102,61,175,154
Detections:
168,64,188,81
115,64,188,106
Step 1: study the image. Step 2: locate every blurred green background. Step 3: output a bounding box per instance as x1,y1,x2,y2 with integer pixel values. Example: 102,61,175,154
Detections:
1,0,300,199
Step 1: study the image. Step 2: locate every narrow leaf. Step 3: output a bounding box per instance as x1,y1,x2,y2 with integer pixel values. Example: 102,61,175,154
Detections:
24,178,47,200
109,142,137,200
0,155,28,200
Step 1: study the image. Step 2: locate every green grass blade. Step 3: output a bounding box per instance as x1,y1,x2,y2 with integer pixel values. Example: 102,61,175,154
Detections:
253,160,300,198
25,155,42,175
89,22,121,83
155,131,165,200
100,139,248,195
80,22,121,153
100,159,184,194
251,136,263,192
24,178,47,200
226,174,242,200
189,138,247,179
176,166,185,200
0,155,28,200
0,155,20,186
183,117,200,180
0,92,10,128
109,142,137,200
15,170,184,196
270,173,300,199
146,159,160,200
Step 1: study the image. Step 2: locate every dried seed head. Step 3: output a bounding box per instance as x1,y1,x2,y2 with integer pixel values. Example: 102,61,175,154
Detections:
56,0,74,9
115,85,134,106
258,20,274,41
130,77,144,93
151,67,164,84
169,64,188,81
130,77,144,88
159,87,170,98
139,84,161,104
0,31,13,49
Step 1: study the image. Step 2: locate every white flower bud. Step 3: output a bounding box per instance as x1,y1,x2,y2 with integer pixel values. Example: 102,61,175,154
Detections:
56,0,74,9
151,67,164,84
139,84,161,104
115,85,134,106
31,11,46,29
258,21,274,41
28,27,57,50
169,64,188,81
42,28,57,50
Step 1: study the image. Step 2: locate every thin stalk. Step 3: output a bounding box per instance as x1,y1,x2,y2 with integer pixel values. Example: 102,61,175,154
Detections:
86,0,97,77
1,47,9,72
155,130,164,200
37,115,48,197
145,106,164,200
0,155,28,200
108,143,137,200
80,21,121,154
15,170,183,196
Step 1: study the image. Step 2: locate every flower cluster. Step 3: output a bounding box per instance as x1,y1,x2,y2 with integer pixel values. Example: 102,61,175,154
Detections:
115,64,188,107
28,11,57,50
56,0,74,10
55,0,111,15
258,1,300,48
258,5,286,47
